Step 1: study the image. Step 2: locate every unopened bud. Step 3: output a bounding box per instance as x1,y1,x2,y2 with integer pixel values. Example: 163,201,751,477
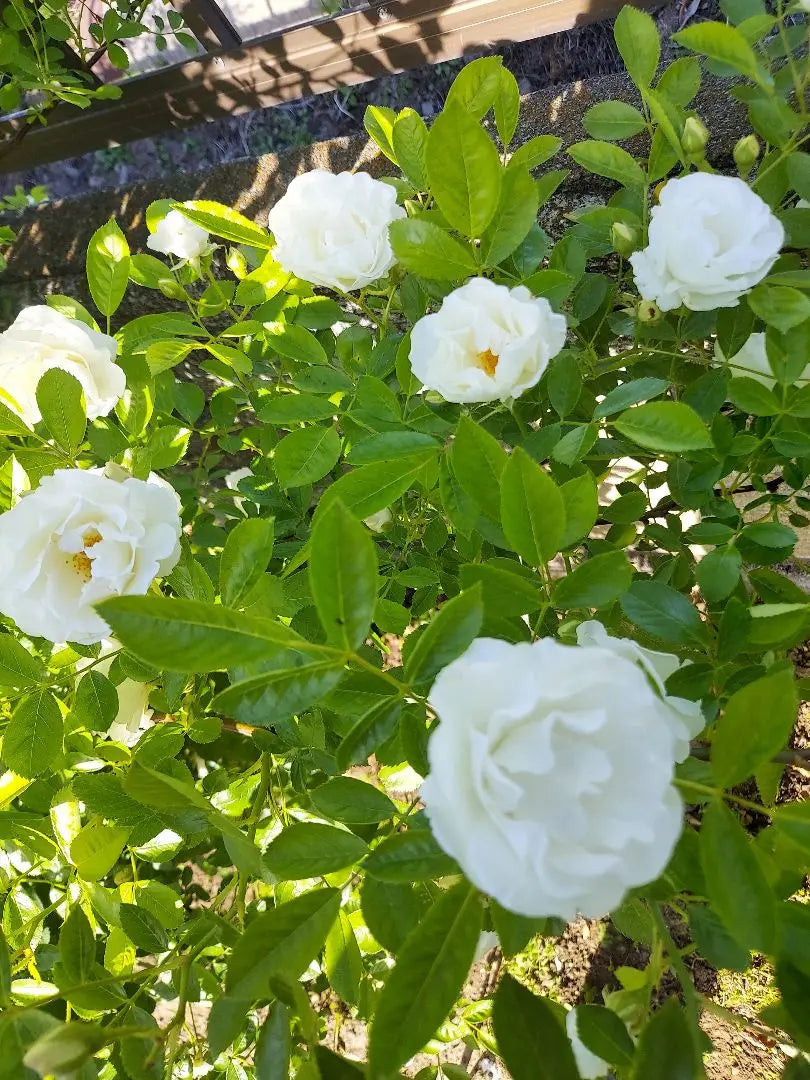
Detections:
226,247,248,278
637,299,662,324
611,221,640,257
157,278,187,301
682,116,710,158
733,134,760,177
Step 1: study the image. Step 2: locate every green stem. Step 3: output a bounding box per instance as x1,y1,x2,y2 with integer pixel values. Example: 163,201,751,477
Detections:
652,904,703,1051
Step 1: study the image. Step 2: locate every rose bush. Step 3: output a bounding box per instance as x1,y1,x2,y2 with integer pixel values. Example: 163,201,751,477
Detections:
2,7,810,1080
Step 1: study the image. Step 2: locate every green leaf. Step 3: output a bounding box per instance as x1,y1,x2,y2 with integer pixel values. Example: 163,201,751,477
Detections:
255,1002,290,1080
70,821,131,881
3,692,63,779
256,391,336,424
264,823,368,881
124,762,209,812
547,354,583,418
364,830,460,883
35,369,86,456
264,323,327,366
364,105,397,162
311,776,396,824
576,1004,635,1068
656,56,702,106
614,401,712,452
86,219,130,317
614,4,660,89
388,218,478,280
220,518,275,609
559,472,598,548
368,882,482,1077
726,376,781,416
494,66,521,146
404,585,483,687
509,135,562,171
583,100,648,141
480,166,540,267
700,800,775,952
0,399,33,437
213,660,344,729
336,699,401,773
310,499,378,651
631,996,701,1080
493,974,579,1080
689,905,749,971
621,580,709,646
0,635,44,690
674,20,770,87
426,105,503,237
392,108,429,189
553,550,633,609
568,140,646,187
594,378,670,419
748,284,810,333
500,447,566,565
97,595,304,673
73,670,119,733
119,903,169,953
445,56,502,119
460,562,542,618
361,878,431,954
174,200,271,249
274,426,341,489
226,888,340,1001
325,910,362,1006
490,903,555,957
59,909,95,983
712,667,797,787
695,546,742,603
317,451,436,522
451,414,507,521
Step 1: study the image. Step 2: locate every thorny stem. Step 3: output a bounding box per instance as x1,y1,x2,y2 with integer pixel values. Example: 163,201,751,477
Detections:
652,904,703,1052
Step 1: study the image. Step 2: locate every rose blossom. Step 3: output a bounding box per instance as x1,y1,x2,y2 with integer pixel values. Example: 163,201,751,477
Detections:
421,635,688,919
0,306,124,427
0,468,181,645
715,331,810,389
267,170,406,292
575,620,704,761
409,278,567,404
147,209,211,261
630,174,783,311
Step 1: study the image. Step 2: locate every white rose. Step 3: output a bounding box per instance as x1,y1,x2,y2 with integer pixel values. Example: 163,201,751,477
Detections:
0,468,182,645
409,278,567,404
575,620,704,761
225,466,254,514
363,508,392,532
629,174,783,311
147,209,211,261
267,170,406,292
421,636,684,920
0,306,124,427
715,331,810,389
79,641,154,746
566,1008,610,1080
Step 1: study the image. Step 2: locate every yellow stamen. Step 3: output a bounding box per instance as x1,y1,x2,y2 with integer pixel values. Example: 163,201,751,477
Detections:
71,552,92,581
478,349,499,377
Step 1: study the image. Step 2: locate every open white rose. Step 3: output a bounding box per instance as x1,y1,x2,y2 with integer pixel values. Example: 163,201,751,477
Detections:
409,278,567,404
630,174,783,311
575,620,704,761
421,636,685,920
0,306,124,427
566,1008,610,1080
0,468,182,645
267,170,406,292
715,331,810,389
147,209,211,261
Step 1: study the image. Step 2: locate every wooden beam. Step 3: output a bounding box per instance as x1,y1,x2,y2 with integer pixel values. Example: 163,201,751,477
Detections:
0,0,632,173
